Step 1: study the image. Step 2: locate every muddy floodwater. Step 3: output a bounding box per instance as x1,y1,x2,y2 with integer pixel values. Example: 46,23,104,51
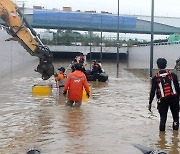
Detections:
0,60,179,154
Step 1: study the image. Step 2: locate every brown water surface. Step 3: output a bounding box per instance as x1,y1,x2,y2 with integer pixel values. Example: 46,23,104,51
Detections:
0,60,179,154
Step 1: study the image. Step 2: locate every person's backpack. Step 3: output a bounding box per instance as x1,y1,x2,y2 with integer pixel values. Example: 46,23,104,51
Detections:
156,70,177,99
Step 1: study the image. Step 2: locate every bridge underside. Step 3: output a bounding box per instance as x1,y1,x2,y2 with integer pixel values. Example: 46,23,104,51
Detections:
53,52,127,60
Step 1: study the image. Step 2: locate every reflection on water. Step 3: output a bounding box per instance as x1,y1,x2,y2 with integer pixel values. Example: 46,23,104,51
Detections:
0,59,179,154
155,131,179,154
63,108,87,154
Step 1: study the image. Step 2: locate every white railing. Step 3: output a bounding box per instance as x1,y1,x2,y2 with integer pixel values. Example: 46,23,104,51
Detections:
137,41,180,47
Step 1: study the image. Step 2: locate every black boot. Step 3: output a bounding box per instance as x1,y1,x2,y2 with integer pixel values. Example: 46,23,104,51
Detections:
173,121,179,130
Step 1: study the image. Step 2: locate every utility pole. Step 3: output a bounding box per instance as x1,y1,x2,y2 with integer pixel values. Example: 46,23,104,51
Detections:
150,0,154,77
89,15,92,70
117,0,120,69
100,14,103,62
90,31,92,70
15,1,27,14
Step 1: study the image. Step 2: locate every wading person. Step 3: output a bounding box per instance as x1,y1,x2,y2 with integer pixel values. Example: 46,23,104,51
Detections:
55,67,67,93
148,58,180,131
63,63,90,107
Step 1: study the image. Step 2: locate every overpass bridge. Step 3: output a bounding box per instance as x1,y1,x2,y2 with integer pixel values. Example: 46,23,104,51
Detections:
1,8,180,35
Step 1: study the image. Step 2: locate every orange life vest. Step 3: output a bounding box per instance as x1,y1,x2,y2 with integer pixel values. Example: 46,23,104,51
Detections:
55,73,67,81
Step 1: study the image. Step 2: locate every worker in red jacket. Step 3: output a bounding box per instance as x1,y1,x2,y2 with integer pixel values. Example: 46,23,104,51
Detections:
63,63,90,107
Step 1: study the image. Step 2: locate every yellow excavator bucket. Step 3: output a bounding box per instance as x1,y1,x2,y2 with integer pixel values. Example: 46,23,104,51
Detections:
32,85,52,96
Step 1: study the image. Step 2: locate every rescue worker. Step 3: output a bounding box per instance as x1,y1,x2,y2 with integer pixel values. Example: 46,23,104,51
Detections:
63,63,90,107
55,67,67,93
91,60,103,80
68,59,86,73
76,53,85,64
92,60,103,74
79,53,85,64
69,59,78,72
148,58,180,131
78,54,87,73
174,57,180,70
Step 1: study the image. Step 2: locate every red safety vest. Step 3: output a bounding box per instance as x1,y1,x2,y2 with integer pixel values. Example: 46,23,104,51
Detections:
156,70,177,99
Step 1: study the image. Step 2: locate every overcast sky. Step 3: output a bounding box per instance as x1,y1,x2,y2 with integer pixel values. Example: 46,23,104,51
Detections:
15,0,180,40
21,0,180,17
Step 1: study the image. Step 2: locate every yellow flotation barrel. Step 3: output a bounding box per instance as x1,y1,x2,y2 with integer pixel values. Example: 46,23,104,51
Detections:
32,85,52,96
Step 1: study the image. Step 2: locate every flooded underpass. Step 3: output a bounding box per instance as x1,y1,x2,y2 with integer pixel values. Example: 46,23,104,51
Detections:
0,60,179,154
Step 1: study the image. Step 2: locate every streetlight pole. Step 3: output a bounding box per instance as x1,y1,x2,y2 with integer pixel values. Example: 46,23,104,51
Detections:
117,0,120,69
150,0,154,77
89,15,92,70
90,31,92,70
100,14,103,62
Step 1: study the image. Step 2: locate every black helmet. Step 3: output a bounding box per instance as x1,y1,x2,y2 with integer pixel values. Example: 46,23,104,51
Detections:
157,58,167,69
58,67,65,73
74,63,82,71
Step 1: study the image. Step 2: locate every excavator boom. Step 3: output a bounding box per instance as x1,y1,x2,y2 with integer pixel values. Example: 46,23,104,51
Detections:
0,0,54,80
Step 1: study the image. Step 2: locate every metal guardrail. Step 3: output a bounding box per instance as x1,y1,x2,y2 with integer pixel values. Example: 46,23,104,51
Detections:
137,41,180,47
48,45,128,54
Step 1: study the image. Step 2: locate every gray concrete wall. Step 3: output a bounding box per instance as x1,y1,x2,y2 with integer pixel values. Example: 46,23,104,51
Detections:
0,29,37,76
128,43,180,69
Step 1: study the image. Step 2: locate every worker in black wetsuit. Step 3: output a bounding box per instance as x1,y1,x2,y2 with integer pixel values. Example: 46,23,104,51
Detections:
92,60,103,74
148,58,180,131
91,60,103,80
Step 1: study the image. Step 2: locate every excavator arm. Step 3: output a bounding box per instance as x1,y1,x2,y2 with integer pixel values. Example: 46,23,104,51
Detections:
0,0,54,80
